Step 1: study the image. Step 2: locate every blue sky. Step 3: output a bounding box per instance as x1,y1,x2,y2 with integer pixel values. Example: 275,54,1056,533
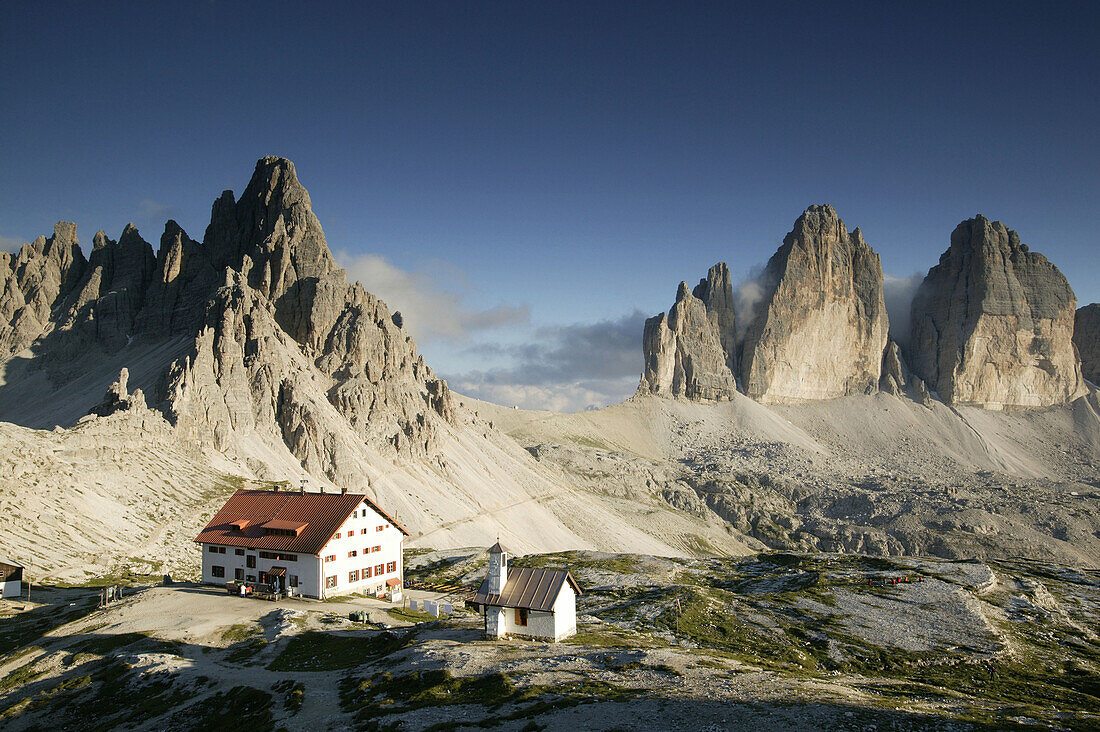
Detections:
2,2,1097,410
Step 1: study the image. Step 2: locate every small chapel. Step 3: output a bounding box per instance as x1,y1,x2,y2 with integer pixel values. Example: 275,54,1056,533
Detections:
469,542,580,642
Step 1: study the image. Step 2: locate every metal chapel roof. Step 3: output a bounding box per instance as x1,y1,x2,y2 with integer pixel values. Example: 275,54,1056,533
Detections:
471,566,582,612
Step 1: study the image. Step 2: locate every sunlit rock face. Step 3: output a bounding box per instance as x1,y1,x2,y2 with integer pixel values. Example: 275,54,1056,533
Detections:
0,157,456,466
738,205,889,403
639,263,739,401
909,215,1084,409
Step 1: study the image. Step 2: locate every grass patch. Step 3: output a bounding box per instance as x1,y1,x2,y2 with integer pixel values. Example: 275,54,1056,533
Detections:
517,551,640,574
0,660,43,692
0,593,100,656
267,630,415,672
174,686,275,730
863,660,1100,726
16,658,182,732
221,622,267,665
221,623,260,644
71,632,147,656
339,669,638,728
387,607,439,624
272,679,305,714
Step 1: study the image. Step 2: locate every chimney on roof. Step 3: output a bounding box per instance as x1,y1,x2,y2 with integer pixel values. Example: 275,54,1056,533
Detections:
341,487,347,494
319,486,324,494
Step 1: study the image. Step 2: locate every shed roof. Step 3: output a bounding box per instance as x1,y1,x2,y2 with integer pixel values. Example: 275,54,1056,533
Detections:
471,566,581,612
194,489,408,555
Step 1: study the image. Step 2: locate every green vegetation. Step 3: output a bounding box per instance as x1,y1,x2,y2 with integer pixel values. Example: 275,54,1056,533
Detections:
565,434,613,451
387,607,439,624
221,622,267,664
174,686,275,731
339,669,638,729
221,623,261,644
517,550,639,574
267,630,415,672
0,593,99,656
0,660,43,692
568,625,667,649
272,679,305,714
25,659,180,732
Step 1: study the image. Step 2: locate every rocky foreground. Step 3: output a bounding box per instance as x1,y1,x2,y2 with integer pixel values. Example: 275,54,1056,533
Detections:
0,549,1096,730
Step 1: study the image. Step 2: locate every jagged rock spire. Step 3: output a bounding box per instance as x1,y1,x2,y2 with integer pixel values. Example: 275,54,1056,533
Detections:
739,205,888,402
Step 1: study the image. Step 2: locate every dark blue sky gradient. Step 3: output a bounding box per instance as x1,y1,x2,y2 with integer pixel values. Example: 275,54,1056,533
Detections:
2,2,1097,408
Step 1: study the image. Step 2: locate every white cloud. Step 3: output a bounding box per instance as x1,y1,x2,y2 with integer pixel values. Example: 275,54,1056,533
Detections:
883,273,925,347
138,199,175,222
449,375,640,413
733,264,772,340
0,233,25,253
336,251,529,344
442,311,648,412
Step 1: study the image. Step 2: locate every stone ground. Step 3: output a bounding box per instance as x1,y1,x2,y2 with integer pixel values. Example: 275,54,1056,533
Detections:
1,550,1096,731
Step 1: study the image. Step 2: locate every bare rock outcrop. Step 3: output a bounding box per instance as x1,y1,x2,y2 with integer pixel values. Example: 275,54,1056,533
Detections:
0,157,457,469
639,206,889,404
909,216,1084,408
1075,304,1100,385
639,264,738,400
0,222,87,357
739,205,889,402
91,367,147,417
59,224,157,350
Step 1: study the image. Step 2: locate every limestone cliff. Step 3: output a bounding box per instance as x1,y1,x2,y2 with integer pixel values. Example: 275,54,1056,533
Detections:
739,205,889,402
1075,303,1100,385
909,215,1083,408
639,264,738,400
0,157,456,468
640,206,889,404
0,222,87,357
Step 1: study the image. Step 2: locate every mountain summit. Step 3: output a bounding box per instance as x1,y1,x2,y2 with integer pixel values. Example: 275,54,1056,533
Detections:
640,205,889,403
0,157,454,466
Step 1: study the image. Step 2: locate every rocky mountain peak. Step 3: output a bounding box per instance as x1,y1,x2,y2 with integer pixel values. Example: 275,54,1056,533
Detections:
0,156,457,476
0,221,88,357
909,216,1083,408
640,205,889,404
639,265,739,401
738,205,888,402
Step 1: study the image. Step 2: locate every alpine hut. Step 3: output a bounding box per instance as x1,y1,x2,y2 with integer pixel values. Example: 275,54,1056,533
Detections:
194,486,408,599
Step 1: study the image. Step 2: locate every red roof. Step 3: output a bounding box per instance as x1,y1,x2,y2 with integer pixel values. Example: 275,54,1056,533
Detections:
193,489,409,555
262,519,308,534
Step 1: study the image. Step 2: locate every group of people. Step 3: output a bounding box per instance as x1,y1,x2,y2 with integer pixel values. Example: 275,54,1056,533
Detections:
867,575,923,587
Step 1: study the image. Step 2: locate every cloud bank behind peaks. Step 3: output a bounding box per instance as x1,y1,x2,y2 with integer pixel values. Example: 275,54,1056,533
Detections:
0,233,25,253
338,251,530,343
883,273,925,347
444,310,649,413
